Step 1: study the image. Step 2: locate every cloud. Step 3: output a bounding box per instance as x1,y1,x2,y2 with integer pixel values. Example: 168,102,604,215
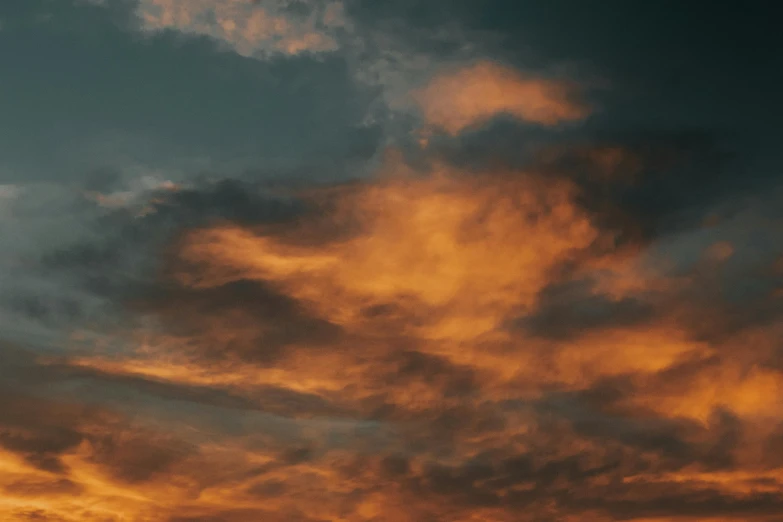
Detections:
133,0,347,58
174,162,600,344
3,138,782,520
3,2,782,520
154,159,780,519
2,85,781,522
2,151,774,519
0,370,201,521
97,0,592,140
0,178,305,341
412,61,589,135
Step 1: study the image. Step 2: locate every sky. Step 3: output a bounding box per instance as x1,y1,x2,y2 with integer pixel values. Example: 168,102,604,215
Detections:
1,1,782,521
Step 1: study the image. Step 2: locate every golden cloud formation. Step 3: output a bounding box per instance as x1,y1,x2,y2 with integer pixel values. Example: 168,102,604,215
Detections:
2,154,782,521
413,61,590,134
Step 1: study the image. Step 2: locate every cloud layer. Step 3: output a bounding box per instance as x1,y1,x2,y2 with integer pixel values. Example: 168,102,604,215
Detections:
2,2,782,521
3,146,782,520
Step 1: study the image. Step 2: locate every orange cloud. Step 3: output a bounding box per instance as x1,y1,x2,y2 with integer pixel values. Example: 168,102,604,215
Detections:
4,153,783,521
176,164,598,343
157,159,783,519
705,241,735,263
135,0,346,58
412,61,589,134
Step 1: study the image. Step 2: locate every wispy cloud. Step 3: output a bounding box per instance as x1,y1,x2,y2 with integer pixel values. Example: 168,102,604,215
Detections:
134,0,348,57
413,61,589,134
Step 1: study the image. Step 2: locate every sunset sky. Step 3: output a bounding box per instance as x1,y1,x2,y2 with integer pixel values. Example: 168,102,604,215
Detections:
1,1,782,521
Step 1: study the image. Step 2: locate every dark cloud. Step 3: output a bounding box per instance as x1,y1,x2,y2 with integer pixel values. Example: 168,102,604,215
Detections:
0,381,197,484
87,430,193,484
132,278,344,365
389,350,478,397
590,490,783,521
3,179,310,342
3,479,83,498
518,279,655,340
66,364,343,417
168,511,329,522
427,126,746,245
0,387,90,474
0,345,201,492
